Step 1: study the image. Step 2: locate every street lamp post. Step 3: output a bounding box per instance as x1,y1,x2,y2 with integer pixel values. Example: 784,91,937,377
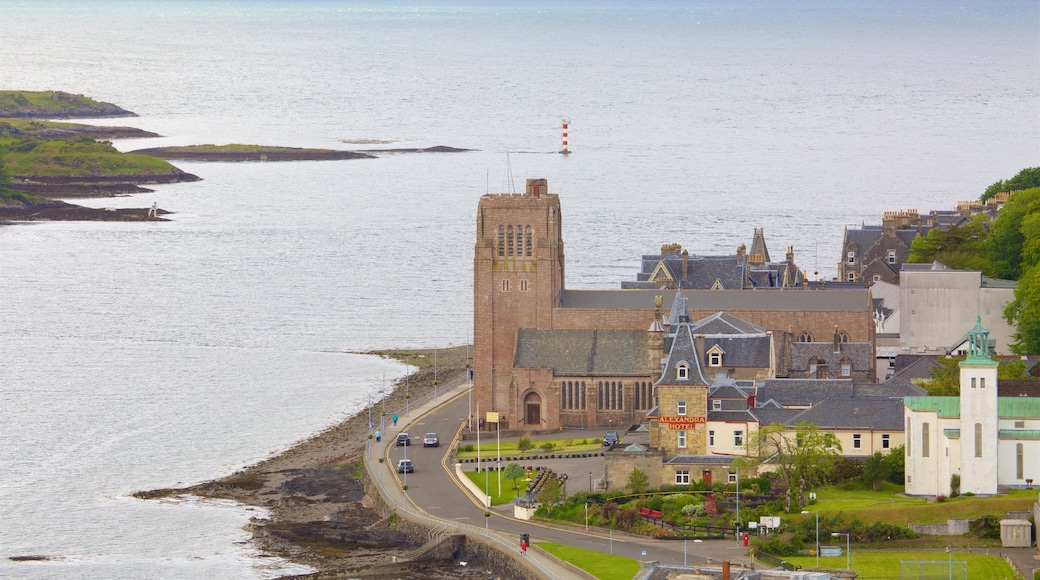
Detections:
585,502,589,532
946,546,952,580
802,510,819,569
589,471,593,493
832,532,850,570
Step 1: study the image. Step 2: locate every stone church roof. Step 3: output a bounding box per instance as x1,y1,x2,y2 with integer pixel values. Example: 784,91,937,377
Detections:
559,288,870,311
514,329,649,376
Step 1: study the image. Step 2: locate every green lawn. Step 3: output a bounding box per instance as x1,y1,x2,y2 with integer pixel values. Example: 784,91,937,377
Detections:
456,437,603,459
799,485,1037,526
782,551,1016,580
463,470,526,505
538,541,641,580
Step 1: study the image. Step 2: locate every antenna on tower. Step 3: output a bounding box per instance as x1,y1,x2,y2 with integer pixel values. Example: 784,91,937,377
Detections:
506,152,516,193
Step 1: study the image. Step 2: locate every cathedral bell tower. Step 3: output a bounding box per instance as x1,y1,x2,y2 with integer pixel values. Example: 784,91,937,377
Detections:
473,179,565,429
958,318,998,495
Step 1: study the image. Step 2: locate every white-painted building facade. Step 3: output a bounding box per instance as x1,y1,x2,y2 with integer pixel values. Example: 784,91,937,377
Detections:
903,320,1040,496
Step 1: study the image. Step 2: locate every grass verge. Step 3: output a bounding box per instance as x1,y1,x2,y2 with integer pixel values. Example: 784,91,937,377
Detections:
455,437,602,459
781,550,1016,580
537,541,641,580
463,470,525,505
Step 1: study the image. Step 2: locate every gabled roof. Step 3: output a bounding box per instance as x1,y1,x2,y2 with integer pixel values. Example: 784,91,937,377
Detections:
690,311,766,335
514,329,649,376
658,323,710,386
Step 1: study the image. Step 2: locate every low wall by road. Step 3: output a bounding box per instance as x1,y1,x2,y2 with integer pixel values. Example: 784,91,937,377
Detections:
455,462,490,507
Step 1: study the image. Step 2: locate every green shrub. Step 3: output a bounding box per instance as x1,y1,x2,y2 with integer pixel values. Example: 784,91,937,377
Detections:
517,435,533,451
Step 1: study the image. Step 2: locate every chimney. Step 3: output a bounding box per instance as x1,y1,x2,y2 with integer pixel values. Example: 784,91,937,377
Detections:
736,243,746,264
833,325,841,353
682,250,689,280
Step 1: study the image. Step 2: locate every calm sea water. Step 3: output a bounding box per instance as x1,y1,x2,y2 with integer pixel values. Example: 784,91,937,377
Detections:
1,1,1037,577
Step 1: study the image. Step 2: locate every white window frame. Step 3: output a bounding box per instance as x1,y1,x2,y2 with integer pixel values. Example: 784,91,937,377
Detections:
847,272,856,282
847,251,855,264
728,471,738,484
734,430,744,446
677,363,689,380
675,470,690,485
677,400,687,416
712,399,722,411
882,434,890,449
677,430,687,448
873,275,881,282
853,433,862,449
708,352,722,367
888,250,896,264
841,362,851,377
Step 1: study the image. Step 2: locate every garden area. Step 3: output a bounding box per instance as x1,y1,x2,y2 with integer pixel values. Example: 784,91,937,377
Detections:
464,464,568,506
454,435,602,460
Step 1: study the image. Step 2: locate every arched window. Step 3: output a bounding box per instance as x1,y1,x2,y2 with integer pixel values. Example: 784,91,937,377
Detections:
838,332,850,343
525,226,532,256
677,363,689,380
799,331,814,342
515,224,523,257
497,225,505,257
506,226,514,256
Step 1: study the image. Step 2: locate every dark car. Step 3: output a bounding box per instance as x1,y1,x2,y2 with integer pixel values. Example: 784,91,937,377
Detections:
603,431,620,446
397,459,414,473
422,433,439,447
396,433,411,446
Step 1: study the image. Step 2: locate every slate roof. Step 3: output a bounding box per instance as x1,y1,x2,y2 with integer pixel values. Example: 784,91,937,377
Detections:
998,380,1040,398
854,381,927,397
514,329,649,376
706,335,772,368
658,323,710,386
784,397,906,430
690,312,766,335
755,379,856,407
559,289,870,311
789,342,874,372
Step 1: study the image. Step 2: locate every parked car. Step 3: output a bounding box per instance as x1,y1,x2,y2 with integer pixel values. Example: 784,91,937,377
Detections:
397,459,413,473
422,433,439,447
603,431,620,446
396,433,411,446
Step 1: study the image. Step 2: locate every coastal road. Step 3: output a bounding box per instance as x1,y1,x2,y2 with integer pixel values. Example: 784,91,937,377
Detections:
383,390,753,569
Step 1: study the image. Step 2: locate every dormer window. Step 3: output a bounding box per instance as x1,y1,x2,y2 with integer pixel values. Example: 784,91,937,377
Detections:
847,251,855,264
888,250,896,264
676,362,689,380
706,345,724,367
712,399,722,411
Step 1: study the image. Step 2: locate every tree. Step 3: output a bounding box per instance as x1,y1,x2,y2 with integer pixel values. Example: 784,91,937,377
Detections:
981,166,1040,202
860,452,892,490
1004,265,1040,353
885,445,906,484
987,187,1040,280
503,462,525,492
907,214,993,274
747,422,842,512
920,356,961,396
535,475,566,515
626,468,649,493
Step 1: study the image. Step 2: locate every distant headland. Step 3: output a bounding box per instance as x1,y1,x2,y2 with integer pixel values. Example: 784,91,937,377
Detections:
0,91,472,223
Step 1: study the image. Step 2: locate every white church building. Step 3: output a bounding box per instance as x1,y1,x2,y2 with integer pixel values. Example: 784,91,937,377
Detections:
903,319,1040,496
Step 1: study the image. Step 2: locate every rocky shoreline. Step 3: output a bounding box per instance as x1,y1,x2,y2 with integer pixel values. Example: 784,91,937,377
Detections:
133,347,480,579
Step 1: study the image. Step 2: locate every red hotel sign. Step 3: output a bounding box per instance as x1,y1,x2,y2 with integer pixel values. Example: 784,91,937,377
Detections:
659,416,706,430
